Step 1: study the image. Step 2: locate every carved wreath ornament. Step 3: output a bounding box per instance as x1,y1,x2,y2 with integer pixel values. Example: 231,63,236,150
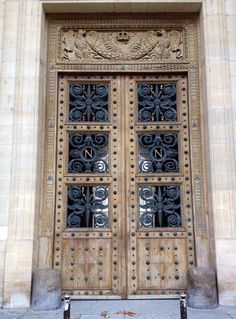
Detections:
62,29,184,62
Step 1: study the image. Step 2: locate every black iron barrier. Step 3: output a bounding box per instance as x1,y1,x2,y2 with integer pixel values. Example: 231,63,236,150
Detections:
180,294,187,319
63,295,71,319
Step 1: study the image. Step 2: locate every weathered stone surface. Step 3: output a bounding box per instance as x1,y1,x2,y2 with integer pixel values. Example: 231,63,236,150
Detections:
31,269,61,311
187,267,217,309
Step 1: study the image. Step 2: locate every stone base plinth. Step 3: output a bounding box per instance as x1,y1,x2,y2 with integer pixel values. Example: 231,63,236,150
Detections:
31,269,61,311
187,267,218,309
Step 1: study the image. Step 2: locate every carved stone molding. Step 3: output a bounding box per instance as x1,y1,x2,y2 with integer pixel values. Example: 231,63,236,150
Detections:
61,29,184,62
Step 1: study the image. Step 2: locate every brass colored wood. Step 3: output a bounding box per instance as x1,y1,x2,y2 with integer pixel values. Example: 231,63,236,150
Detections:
54,74,126,297
124,74,193,296
39,14,207,299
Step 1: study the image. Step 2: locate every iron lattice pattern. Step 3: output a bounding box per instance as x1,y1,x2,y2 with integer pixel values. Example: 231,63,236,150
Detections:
139,185,181,228
68,133,109,173
138,83,177,122
138,133,179,173
67,185,109,228
69,83,109,122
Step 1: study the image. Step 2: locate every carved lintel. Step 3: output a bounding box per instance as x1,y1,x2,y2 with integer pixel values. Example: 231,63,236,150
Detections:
61,29,184,63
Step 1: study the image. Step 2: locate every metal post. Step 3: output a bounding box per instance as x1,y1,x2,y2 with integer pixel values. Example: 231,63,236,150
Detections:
64,295,71,319
180,294,187,319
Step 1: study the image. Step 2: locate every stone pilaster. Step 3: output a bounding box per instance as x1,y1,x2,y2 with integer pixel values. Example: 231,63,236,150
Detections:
202,0,236,305
0,0,42,308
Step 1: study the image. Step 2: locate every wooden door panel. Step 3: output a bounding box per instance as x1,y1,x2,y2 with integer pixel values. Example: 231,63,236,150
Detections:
125,74,195,297
136,238,187,291
54,74,126,298
61,239,112,290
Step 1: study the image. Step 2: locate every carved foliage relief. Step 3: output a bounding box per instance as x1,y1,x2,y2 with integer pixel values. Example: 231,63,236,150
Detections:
61,29,184,62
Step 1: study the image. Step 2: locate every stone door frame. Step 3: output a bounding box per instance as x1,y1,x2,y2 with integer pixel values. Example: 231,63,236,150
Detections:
37,13,207,298
2,0,236,307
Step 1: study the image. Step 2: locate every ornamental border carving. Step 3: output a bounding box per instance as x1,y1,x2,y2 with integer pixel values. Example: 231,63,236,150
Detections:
38,14,209,268
61,28,186,63
49,14,200,67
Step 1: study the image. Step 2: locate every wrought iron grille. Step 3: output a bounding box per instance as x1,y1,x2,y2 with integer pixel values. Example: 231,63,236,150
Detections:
68,133,109,173
138,133,179,173
69,83,109,122
139,185,181,228
138,83,177,122
67,186,109,228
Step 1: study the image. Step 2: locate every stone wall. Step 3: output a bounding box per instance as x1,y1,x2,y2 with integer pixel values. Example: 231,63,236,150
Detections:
215,0,236,305
0,0,235,308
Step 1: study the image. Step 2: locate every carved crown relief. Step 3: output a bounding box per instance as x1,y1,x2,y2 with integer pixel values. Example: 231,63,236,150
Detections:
61,29,184,62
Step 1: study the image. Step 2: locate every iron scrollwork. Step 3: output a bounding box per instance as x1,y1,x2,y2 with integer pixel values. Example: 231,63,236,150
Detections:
139,133,179,173
138,83,177,122
68,133,109,173
69,83,109,122
67,186,109,228
139,185,181,228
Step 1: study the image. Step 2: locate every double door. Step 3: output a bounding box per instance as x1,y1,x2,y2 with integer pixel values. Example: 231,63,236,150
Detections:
54,73,195,298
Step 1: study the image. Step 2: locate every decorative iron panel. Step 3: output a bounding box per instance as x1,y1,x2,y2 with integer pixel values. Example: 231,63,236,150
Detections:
139,185,181,228
68,133,109,173
69,83,109,122
67,185,109,228
138,133,179,173
138,83,177,122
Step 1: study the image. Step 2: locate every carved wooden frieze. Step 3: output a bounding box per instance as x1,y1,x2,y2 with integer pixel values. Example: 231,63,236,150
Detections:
61,29,184,62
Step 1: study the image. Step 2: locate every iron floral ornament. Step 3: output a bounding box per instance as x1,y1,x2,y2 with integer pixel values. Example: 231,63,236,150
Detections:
139,133,179,173
69,83,109,122
68,133,109,173
139,185,181,228
138,83,177,122
67,186,109,228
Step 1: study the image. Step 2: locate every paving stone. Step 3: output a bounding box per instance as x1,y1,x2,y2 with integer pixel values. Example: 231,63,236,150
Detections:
188,309,231,319
0,309,28,319
70,300,159,315
221,306,236,315
124,314,176,319
0,300,236,319
81,316,123,319
22,309,63,319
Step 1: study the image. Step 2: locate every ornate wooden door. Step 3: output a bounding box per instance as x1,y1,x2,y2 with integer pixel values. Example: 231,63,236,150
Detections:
125,74,195,297
55,74,126,298
54,73,195,298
